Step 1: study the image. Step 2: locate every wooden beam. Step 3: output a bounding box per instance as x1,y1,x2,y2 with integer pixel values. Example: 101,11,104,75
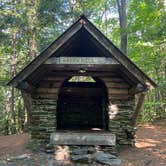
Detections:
131,93,146,126
44,64,121,72
129,83,147,94
44,57,119,65
36,88,59,94
45,71,118,77
105,82,130,89
17,81,35,92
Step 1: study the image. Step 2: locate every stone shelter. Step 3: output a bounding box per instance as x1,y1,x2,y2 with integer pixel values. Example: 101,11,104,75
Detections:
8,15,156,151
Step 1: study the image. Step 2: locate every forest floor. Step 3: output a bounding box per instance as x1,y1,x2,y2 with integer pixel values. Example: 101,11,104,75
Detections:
0,120,165,166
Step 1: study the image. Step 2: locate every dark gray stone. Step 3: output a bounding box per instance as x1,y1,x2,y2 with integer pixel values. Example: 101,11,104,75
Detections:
71,154,93,163
71,146,95,155
7,154,31,161
50,132,116,146
94,151,121,165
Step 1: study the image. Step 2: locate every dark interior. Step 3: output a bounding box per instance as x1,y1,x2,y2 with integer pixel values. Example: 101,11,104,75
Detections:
56,77,109,130
53,27,113,57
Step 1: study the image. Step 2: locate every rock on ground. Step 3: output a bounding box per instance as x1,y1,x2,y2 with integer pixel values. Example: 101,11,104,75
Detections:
94,151,121,165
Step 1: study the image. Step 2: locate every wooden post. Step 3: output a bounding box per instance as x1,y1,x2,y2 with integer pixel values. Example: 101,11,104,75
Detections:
21,90,32,125
131,93,146,126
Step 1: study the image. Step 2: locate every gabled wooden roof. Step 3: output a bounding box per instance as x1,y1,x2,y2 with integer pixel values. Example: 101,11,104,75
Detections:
7,15,156,89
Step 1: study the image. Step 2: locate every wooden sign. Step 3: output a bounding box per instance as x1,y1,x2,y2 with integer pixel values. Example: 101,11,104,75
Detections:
45,57,119,65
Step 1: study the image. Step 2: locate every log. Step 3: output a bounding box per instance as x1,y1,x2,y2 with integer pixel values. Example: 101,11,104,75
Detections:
108,88,128,95
109,95,134,100
105,82,130,88
131,93,146,126
17,81,35,92
129,83,146,94
42,77,65,81
61,87,102,93
101,77,125,83
36,88,59,94
37,81,62,88
21,91,32,125
32,93,58,99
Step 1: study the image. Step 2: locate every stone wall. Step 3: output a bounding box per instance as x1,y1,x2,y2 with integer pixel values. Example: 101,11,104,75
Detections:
101,76,136,146
29,73,136,147
108,100,136,146
31,99,57,142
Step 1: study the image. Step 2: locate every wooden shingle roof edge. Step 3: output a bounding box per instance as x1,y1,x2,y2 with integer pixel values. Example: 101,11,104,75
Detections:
7,15,157,90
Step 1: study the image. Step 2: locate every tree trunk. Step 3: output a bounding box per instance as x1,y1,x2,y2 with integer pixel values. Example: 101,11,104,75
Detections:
117,0,127,55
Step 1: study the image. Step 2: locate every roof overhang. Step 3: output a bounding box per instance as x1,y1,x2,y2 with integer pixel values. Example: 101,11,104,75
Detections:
7,15,157,91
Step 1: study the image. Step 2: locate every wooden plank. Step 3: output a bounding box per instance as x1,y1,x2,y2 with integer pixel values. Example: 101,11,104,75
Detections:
108,95,133,100
108,88,128,95
56,73,118,77
32,93,58,99
105,82,130,88
101,77,125,83
44,64,121,71
45,57,119,65
61,87,102,96
42,77,65,81
46,71,118,77
50,132,116,146
37,81,62,88
36,88,59,94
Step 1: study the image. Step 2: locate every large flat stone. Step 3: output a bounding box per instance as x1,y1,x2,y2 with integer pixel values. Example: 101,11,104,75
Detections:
50,132,116,146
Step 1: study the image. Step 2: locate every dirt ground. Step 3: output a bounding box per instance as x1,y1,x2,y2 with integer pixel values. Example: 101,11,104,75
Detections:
119,121,166,166
0,122,165,166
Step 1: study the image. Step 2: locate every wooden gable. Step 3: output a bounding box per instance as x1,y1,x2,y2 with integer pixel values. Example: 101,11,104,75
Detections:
7,15,156,91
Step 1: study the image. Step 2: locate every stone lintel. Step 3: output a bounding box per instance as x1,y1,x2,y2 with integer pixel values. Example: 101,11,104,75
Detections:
50,132,116,146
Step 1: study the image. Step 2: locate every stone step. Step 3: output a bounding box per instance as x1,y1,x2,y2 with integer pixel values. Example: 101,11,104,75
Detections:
50,132,116,146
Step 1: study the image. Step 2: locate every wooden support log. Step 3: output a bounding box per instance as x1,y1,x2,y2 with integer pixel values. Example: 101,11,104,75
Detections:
42,77,65,81
131,93,146,126
44,64,120,71
32,93,58,99
37,81,62,88
45,71,118,77
108,88,128,95
21,91,32,125
36,88,59,94
129,83,147,95
105,82,130,88
101,77,125,83
17,81,35,92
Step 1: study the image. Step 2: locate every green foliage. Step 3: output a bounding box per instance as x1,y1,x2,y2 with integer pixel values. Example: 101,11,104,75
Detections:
127,0,166,122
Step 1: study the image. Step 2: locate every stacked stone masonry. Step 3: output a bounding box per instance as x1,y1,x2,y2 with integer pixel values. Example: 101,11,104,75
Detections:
31,99,57,142
30,74,136,147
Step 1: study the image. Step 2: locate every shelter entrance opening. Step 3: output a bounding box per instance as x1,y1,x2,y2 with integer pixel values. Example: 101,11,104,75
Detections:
56,76,109,131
